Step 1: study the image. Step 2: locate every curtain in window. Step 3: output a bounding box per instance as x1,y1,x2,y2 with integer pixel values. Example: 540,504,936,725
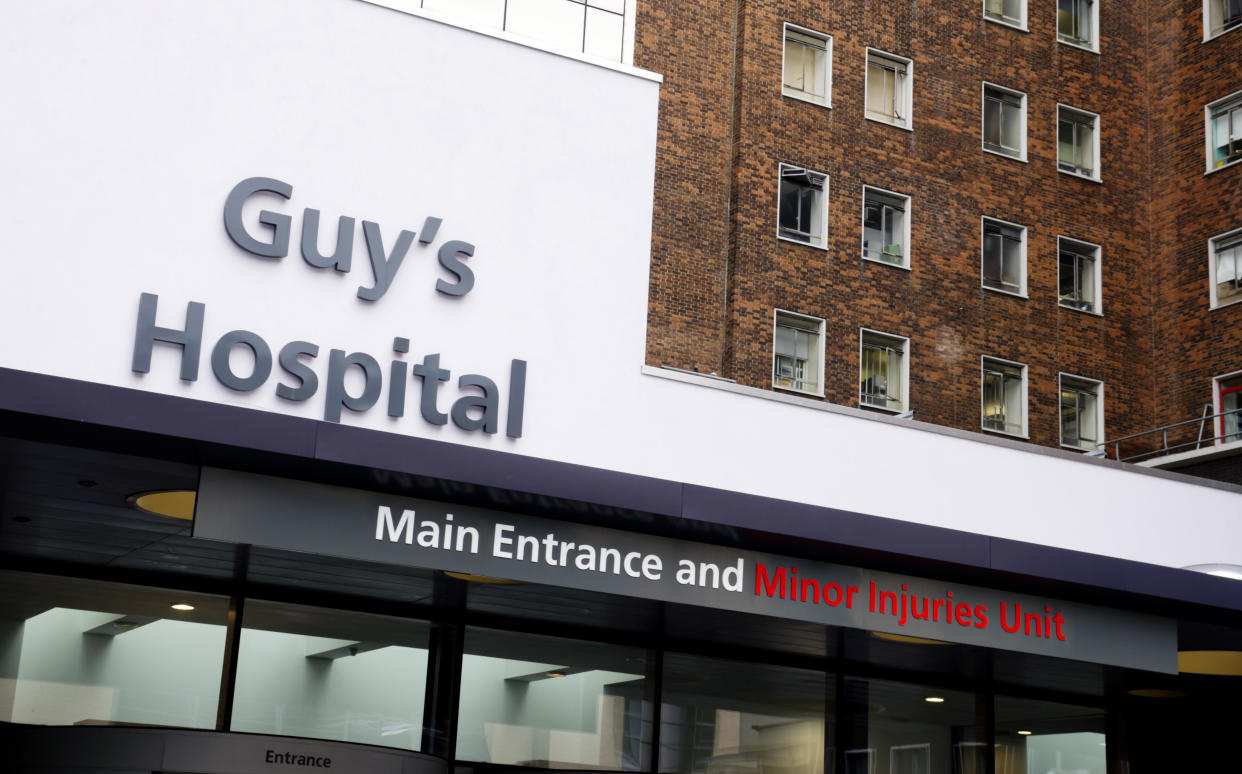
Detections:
784,36,826,98
1216,238,1242,304
866,59,904,120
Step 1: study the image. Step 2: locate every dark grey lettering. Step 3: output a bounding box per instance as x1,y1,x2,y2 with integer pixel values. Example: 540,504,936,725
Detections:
357,221,415,301
276,341,320,402
223,176,292,258
132,292,204,382
435,239,475,296
300,208,354,272
211,330,273,392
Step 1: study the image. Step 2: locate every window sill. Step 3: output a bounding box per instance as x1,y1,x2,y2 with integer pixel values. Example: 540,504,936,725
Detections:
778,234,828,250
983,146,1028,163
983,427,1030,440
1058,302,1103,316
1210,296,1242,310
1058,168,1102,183
782,89,832,109
982,285,1028,299
1203,23,1241,43
862,254,912,271
984,16,1028,32
773,384,825,398
865,114,913,132
860,402,907,414
1057,37,1100,54
1206,157,1241,175
1060,443,1101,453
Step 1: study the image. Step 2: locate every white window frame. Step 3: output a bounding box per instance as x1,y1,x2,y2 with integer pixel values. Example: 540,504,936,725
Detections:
1204,90,1242,174
1056,104,1102,181
1058,373,1104,451
776,162,830,249
860,185,912,269
981,82,1028,161
1209,226,1242,309
1212,369,1242,445
1056,0,1099,52
1057,236,1103,315
864,48,914,131
859,329,910,413
782,23,833,108
1203,0,1242,41
980,216,1028,297
981,356,1028,438
983,0,1028,31
772,309,826,396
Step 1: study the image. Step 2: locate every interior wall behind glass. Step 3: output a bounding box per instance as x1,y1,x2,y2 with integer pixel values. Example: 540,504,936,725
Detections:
842,677,984,774
230,601,430,751
660,653,829,774
995,695,1105,774
456,627,650,770
0,571,227,730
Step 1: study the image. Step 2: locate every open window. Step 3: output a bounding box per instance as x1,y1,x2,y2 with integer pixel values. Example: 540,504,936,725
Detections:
778,164,829,248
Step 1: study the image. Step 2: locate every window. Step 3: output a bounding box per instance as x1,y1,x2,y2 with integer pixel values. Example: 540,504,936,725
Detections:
1057,105,1100,179
984,0,1027,28
1206,91,1242,172
1059,374,1103,451
422,0,632,63
783,25,832,106
859,330,909,412
778,163,829,248
862,186,911,267
1057,0,1097,50
1204,0,1242,39
1216,372,1242,444
865,49,913,129
983,84,1027,160
982,217,1026,295
457,627,651,769
982,357,1027,436
1058,237,1102,313
773,310,825,395
1210,228,1242,308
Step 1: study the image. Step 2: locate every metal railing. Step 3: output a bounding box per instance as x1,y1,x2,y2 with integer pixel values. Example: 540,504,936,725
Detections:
1098,404,1242,463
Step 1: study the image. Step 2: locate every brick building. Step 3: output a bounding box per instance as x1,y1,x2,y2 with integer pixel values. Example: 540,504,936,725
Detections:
641,0,1242,475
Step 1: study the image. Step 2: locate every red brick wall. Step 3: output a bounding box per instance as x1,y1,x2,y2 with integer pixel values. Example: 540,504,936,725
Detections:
1148,0,1242,452
640,0,1238,453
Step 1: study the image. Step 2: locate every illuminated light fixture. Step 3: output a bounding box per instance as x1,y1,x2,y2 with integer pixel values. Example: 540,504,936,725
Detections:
128,490,196,520
545,672,566,678
924,696,945,703
171,603,195,611
1178,650,1242,676
442,571,521,585
871,631,949,645
1182,563,1242,581
1017,731,1032,736
1127,688,1190,698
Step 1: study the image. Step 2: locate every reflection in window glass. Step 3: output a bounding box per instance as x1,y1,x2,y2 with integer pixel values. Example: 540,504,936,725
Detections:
660,653,828,774
231,601,430,751
0,570,227,729
995,696,1105,774
457,628,651,770
842,677,983,774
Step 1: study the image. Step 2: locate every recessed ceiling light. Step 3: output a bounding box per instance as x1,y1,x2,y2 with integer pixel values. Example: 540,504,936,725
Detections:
925,696,945,703
1017,730,1032,736
1178,650,1242,676
545,672,566,678
171,603,195,611
872,631,949,645
128,490,196,520
443,571,521,584
1127,688,1190,698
